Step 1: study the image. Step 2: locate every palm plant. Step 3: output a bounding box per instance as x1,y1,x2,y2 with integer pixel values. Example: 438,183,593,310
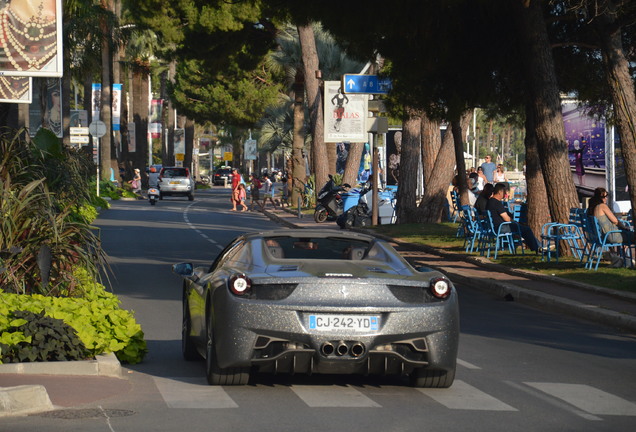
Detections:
0,129,108,296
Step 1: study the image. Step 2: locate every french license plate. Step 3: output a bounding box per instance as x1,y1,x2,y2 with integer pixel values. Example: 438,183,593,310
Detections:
308,315,379,332
169,181,180,185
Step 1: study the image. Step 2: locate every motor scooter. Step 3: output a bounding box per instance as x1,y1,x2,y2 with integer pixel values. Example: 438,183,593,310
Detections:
148,187,160,205
337,181,372,229
314,174,350,223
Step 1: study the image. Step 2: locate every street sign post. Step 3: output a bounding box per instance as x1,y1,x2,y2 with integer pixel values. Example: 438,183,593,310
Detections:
89,120,106,197
342,74,392,94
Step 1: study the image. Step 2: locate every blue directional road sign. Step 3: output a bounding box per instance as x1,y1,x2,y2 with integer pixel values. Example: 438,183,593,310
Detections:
342,74,392,94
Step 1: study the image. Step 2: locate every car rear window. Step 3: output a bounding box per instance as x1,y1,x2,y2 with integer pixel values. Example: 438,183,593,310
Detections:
162,168,188,177
264,236,372,260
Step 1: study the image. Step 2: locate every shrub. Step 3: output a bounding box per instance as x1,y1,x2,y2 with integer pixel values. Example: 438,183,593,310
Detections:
0,310,91,363
0,269,147,364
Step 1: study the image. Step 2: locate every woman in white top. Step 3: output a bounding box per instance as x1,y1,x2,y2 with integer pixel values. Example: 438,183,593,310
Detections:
493,164,507,183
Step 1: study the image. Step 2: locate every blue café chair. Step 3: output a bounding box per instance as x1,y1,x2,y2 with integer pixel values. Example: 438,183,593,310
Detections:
580,215,630,270
540,208,586,262
479,210,524,259
459,205,481,253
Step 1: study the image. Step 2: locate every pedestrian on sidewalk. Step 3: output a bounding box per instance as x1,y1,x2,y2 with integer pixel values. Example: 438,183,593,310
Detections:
260,174,277,210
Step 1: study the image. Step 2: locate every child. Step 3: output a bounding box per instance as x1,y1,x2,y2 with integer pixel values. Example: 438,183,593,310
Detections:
238,183,248,211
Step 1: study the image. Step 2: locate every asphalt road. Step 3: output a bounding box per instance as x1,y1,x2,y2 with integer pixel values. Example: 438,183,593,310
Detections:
2,187,635,432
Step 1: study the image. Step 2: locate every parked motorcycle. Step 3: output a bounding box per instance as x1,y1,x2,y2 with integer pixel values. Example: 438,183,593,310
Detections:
148,187,160,205
337,181,373,229
314,174,350,223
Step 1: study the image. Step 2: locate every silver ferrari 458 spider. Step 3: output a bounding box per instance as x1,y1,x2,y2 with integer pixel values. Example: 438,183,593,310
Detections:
172,229,459,387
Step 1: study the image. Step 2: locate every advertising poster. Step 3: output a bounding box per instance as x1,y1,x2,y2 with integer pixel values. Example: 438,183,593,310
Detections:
244,139,257,160
70,109,88,128
28,77,61,137
112,83,121,131
0,76,31,103
323,80,367,143
174,127,185,154
0,0,63,77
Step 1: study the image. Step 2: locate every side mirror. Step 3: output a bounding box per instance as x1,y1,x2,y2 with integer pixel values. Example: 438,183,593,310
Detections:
172,262,194,277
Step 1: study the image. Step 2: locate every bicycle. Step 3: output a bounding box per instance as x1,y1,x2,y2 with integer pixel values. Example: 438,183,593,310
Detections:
294,177,314,208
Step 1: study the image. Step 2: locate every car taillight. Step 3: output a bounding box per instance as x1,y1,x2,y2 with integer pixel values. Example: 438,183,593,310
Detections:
429,277,451,299
229,273,252,296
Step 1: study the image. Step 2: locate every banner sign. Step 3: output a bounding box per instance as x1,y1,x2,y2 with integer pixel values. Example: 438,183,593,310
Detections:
112,83,122,131
128,121,136,153
91,83,101,121
174,128,185,154
149,99,163,139
29,77,61,137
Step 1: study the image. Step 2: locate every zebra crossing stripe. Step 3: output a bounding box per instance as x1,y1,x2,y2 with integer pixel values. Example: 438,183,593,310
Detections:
417,380,517,411
291,385,381,408
525,383,636,416
154,377,238,409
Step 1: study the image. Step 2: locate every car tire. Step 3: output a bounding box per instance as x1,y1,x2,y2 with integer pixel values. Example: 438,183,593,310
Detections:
182,297,201,361
205,314,250,386
314,209,328,223
410,367,455,388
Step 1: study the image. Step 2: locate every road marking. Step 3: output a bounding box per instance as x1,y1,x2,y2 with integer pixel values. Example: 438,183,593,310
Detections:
154,377,238,409
291,385,381,408
525,382,636,417
456,358,481,370
184,202,221,249
417,380,517,411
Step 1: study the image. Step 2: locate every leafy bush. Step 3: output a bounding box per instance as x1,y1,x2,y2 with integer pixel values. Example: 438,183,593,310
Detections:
0,269,147,364
0,310,91,363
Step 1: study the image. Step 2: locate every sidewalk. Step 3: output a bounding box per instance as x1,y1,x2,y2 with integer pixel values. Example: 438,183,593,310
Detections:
2,204,635,418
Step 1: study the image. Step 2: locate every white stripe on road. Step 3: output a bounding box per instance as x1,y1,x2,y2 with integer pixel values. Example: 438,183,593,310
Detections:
291,385,381,408
154,377,238,409
184,202,221,249
525,382,636,416
417,380,517,411
456,358,481,370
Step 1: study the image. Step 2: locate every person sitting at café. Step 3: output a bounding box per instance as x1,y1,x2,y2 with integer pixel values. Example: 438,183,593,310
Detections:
587,187,634,246
486,182,540,253
474,183,494,215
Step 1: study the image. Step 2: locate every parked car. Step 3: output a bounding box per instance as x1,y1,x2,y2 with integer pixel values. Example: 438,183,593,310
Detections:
158,167,194,200
172,229,459,387
213,167,233,186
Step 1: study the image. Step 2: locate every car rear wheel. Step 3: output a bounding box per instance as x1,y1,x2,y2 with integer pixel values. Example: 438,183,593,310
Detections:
182,297,200,361
205,314,250,385
410,367,455,388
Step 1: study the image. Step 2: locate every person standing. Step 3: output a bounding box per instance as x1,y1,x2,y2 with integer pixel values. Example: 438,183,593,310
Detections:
249,174,261,211
486,182,540,252
237,183,248,211
260,174,277,210
480,155,497,183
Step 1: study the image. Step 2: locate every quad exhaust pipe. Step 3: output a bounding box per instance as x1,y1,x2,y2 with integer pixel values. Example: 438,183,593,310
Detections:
320,341,365,357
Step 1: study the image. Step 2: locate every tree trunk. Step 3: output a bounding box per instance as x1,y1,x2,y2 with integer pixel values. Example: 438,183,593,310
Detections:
291,73,306,202
416,117,457,223
524,103,551,238
99,0,113,182
131,69,149,175
421,112,441,187
342,142,364,187
297,24,328,199
452,110,473,206
514,0,579,226
593,1,636,216
396,113,421,223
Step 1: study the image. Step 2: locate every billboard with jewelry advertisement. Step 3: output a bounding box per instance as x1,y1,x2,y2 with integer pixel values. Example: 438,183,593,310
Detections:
0,0,63,77
0,75,31,102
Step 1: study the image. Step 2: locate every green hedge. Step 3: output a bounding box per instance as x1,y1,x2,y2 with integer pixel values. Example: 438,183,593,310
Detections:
0,269,147,365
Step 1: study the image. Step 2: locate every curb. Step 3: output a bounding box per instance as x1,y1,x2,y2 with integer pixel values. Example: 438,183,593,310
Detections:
0,353,123,417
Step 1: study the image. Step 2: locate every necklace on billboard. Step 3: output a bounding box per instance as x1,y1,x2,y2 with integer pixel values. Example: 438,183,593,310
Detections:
0,2,57,71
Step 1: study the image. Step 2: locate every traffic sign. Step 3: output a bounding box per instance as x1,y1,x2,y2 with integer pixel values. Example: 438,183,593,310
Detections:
70,135,90,144
70,127,89,135
342,74,392,94
89,120,106,138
